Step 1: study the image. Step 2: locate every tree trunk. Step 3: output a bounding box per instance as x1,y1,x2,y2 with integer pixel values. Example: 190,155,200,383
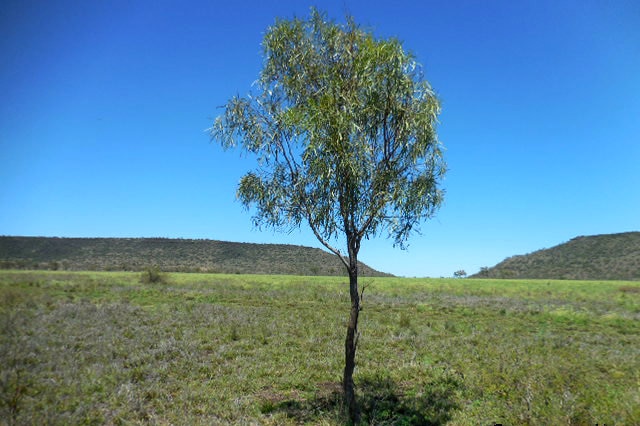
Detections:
344,255,361,424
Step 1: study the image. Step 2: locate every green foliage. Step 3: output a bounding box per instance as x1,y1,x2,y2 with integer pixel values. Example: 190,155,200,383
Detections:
212,7,445,254
473,231,640,280
1,271,638,424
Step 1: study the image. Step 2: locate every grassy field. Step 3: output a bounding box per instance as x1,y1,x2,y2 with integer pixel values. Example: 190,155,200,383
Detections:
1,271,638,425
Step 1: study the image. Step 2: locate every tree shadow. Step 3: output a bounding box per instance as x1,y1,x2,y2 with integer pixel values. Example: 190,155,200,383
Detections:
260,373,461,425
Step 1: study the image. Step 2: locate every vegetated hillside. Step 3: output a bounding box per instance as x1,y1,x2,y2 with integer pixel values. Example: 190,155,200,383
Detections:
472,232,640,280
0,236,392,277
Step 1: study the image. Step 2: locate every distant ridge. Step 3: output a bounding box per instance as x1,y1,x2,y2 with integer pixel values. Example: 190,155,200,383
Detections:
472,232,640,280
0,236,392,277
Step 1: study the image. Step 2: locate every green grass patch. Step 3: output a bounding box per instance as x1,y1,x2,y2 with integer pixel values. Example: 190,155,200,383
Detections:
1,271,638,424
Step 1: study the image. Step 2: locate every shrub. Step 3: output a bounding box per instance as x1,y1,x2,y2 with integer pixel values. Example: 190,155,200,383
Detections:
139,266,167,284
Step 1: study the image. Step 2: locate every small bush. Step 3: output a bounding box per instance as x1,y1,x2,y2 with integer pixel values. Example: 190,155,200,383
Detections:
619,285,640,294
139,266,167,284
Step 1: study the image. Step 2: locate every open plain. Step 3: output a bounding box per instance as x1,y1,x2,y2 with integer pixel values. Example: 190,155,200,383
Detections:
1,271,638,424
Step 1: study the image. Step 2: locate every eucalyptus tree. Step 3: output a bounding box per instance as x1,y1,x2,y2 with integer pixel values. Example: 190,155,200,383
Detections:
211,8,445,422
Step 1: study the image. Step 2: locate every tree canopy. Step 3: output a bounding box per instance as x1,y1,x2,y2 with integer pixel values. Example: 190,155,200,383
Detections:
212,8,445,265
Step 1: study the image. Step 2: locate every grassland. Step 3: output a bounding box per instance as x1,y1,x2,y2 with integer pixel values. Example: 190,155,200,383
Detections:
1,271,638,425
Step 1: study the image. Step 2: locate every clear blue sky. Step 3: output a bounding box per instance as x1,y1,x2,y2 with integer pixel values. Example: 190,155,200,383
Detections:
1,0,638,277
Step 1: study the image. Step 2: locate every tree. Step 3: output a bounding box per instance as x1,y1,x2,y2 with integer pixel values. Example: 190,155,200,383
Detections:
211,9,445,423
454,269,467,278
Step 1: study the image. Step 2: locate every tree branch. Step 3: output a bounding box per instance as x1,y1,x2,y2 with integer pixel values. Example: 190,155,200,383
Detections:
359,281,368,312
307,216,349,270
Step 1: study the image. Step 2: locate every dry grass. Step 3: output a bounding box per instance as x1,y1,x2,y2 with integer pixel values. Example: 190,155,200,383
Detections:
1,271,638,424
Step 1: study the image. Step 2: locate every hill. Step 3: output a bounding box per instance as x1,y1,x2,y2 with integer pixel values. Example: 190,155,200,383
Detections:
0,236,392,277
472,232,640,280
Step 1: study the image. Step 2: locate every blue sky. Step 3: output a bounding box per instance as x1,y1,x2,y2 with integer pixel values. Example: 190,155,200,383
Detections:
1,0,638,277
